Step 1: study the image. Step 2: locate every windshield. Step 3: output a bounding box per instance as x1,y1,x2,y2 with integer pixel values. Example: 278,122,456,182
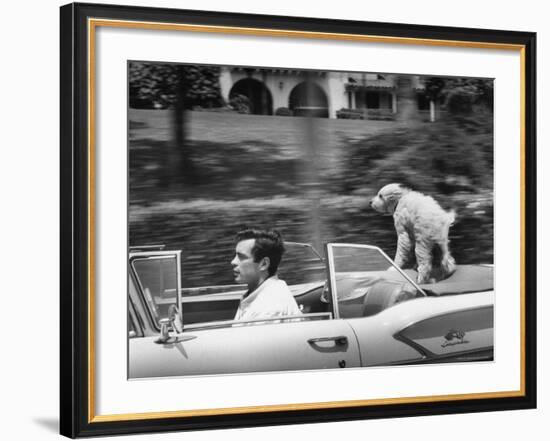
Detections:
131,253,181,327
277,242,325,286
327,244,424,319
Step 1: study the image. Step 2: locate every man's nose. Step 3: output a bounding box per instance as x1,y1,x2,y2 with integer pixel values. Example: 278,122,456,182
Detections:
369,199,374,207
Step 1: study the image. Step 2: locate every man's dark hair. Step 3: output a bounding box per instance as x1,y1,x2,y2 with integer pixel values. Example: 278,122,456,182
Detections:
235,228,285,276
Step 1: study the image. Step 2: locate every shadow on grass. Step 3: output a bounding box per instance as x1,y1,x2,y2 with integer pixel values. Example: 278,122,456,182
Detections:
130,137,305,202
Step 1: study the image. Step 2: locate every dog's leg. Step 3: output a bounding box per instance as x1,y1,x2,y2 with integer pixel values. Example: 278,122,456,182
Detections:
439,242,457,278
415,240,433,284
394,232,412,268
438,213,456,279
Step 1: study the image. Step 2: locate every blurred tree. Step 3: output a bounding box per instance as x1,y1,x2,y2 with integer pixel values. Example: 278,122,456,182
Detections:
422,77,494,116
471,78,494,110
129,62,224,186
170,64,191,187
301,72,323,253
445,78,494,114
129,62,223,109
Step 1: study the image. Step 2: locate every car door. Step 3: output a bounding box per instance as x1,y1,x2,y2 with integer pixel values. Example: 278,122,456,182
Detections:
129,317,361,378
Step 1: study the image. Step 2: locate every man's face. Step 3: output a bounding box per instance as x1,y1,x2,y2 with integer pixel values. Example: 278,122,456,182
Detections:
231,239,263,288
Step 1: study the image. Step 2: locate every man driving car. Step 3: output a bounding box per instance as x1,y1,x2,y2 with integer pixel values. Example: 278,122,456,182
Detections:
231,228,302,321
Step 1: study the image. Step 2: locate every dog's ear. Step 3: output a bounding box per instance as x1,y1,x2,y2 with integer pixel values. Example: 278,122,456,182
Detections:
384,184,407,213
385,194,399,214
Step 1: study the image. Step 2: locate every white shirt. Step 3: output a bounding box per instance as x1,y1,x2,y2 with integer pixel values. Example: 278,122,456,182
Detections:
234,275,302,321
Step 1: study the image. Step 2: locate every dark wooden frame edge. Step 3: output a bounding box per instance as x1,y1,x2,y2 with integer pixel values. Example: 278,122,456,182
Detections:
60,2,537,438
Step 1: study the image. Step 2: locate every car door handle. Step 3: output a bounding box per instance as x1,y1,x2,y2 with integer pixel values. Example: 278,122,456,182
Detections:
308,336,348,346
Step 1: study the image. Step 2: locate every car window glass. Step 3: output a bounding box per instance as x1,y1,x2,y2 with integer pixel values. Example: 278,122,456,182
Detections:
331,246,390,272
329,245,419,319
132,256,178,324
278,243,325,285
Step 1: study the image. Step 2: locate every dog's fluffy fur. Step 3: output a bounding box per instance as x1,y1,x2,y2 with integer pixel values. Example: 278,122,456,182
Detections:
370,183,456,284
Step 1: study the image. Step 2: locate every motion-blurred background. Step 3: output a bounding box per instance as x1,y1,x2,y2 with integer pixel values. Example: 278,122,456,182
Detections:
129,62,493,287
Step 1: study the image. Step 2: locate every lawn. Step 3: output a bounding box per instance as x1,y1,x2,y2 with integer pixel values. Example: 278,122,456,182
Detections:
129,109,493,287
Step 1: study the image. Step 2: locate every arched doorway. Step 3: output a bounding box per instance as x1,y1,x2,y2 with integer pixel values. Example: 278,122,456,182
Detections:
289,82,329,118
229,79,273,115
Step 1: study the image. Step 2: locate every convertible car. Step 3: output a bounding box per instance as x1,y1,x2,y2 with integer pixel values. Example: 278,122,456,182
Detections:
128,242,494,378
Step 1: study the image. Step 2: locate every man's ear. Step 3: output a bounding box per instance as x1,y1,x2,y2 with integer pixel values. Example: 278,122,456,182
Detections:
259,256,271,272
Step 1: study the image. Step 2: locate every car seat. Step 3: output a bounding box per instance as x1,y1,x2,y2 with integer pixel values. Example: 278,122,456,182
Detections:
362,280,420,317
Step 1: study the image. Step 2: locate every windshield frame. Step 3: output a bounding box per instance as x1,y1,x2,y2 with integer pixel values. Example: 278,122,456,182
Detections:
129,250,183,329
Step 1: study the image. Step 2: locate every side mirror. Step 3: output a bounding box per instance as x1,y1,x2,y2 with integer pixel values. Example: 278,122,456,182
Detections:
155,304,183,344
168,304,183,333
155,318,172,344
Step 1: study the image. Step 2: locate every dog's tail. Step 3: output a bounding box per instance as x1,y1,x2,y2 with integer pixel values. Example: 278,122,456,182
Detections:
447,209,456,226
441,209,456,239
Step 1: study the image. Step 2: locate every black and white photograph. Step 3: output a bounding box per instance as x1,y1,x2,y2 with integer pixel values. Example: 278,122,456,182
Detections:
50,1,538,438
128,62,495,378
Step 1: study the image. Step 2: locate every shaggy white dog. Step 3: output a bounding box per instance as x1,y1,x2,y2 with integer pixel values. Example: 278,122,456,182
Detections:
370,183,456,284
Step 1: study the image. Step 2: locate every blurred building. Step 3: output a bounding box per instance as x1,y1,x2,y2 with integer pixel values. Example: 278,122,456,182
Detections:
219,67,431,119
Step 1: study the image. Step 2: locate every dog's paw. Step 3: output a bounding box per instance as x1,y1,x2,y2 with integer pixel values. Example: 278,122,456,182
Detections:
417,274,437,284
416,274,430,284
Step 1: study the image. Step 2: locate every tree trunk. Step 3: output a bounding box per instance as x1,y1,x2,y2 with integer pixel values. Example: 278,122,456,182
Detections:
163,65,195,188
302,73,323,253
395,76,418,123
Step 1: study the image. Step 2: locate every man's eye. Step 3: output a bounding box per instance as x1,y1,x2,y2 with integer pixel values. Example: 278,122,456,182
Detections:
379,194,384,200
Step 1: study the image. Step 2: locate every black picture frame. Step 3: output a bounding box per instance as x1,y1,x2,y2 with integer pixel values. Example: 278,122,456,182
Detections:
60,2,537,438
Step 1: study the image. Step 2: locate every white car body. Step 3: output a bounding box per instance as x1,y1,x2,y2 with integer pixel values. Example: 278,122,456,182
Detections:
128,243,494,378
